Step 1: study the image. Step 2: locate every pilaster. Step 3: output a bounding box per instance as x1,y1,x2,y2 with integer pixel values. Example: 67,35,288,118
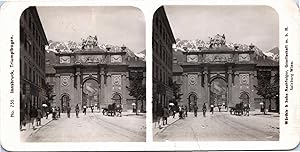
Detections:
227,68,233,108
55,74,60,107
203,70,209,105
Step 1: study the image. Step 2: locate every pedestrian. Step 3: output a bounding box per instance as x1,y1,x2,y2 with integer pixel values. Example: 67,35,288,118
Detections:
185,105,188,117
75,104,80,118
29,107,37,129
57,106,61,118
202,103,207,117
67,105,71,118
91,106,94,113
218,105,221,112
245,104,250,116
83,105,87,115
210,104,214,114
172,106,176,118
20,106,25,131
46,109,49,119
193,104,198,117
156,104,163,129
52,106,57,120
36,108,42,126
163,106,169,125
179,105,183,119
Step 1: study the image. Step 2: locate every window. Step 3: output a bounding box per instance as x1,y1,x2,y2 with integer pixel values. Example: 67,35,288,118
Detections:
160,69,162,82
24,63,27,79
20,27,25,43
29,67,32,82
28,43,31,55
162,51,165,62
20,59,23,76
156,65,158,80
33,70,35,84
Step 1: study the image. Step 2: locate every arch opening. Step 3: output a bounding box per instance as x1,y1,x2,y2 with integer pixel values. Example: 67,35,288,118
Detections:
61,94,70,113
82,79,99,108
112,93,122,104
210,78,228,109
188,93,197,112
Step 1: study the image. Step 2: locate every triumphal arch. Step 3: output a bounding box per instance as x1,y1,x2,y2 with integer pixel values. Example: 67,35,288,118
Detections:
173,34,279,111
50,36,145,111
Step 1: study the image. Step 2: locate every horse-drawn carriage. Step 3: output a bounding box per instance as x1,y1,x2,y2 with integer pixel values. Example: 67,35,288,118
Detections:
102,103,122,117
229,102,249,116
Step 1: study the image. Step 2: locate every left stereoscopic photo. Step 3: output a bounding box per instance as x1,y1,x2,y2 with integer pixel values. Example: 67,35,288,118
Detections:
19,6,146,142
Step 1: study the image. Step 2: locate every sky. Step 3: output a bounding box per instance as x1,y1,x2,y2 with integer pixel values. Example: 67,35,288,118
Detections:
37,6,145,53
164,5,279,52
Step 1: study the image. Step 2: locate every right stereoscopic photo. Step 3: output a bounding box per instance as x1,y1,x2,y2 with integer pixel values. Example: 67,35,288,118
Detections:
152,6,279,141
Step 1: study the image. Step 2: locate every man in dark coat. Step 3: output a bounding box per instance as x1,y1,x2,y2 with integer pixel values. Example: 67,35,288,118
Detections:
185,105,188,117
193,104,198,117
67,105,71,118
36,108,42,126
57,106,61,118
156,104,163,129
162,106,169,125
75,104,80,118
20,107,25,130
202,103,207,117
29,107,38,129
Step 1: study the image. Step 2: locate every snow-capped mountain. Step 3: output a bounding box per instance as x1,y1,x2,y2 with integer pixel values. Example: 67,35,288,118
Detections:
174,38,277,61
264,47,279,61
134,49,146,61
46,40,140,59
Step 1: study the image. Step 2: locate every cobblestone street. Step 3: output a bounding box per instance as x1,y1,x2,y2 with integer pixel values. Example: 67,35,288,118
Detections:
23,112,146,142
154,111,279,141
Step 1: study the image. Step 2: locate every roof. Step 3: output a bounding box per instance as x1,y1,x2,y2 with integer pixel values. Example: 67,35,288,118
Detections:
173,63,183,73
46,64,56,74
127,57,146,68
255,55,279,67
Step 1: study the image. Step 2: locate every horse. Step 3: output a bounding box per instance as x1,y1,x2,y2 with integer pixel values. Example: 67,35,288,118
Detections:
234,103,244,116
107,103,116,116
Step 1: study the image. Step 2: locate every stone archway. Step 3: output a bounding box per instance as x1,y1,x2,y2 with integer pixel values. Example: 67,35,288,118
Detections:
61,93,70,113
188,93,197,112
240,92,250,104
112,93,122,104
209,77,228,107
82,78,99,108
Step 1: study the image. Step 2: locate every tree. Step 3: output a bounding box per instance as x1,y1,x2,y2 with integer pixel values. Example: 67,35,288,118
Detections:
170,81,183,108
127,78,146,115
254,72,279,114
45,82,56,109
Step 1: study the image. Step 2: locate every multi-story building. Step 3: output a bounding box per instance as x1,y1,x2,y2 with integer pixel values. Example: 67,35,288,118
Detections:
152,6,176,120
20,7,48,114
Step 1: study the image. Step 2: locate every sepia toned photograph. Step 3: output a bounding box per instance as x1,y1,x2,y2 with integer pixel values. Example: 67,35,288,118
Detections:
19,6,146,142
153,6,279,141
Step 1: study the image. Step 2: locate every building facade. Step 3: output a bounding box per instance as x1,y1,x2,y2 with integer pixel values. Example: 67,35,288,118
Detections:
20,7,48,114
152,6,176,120
173,34,279,111
46,36,146,112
